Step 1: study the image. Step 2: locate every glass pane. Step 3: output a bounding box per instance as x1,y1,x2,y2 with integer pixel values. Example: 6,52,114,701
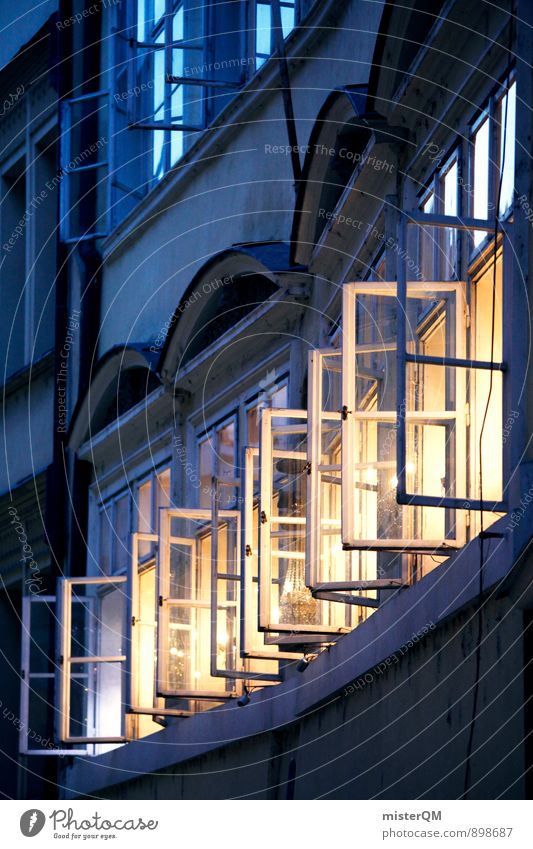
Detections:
263,412,347,632
135,565,162,738
473,116,490,247
27,677,57,751
256,2,272,65
113,494,130,572
69,587,125,658
169,541,195,599
135,567,157,720
214,578,238,672
344,284,463,548
94,661,123,739
471,254,503,514
67,97,107,167
156,468,171,515
137,480,152,534
29,600,55,675
442,160,458,279
247,405,260,448
68,671,90,739
281,3,296,37
66,166,108,239
166,606,216,691
418,192,436,282
498,81,516,215
218,421,236,500
99,509,111,575
198,436,213,507
137,481,153,560
100,589,126,657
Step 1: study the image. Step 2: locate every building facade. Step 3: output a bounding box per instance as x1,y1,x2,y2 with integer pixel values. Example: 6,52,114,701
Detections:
1,0,533,800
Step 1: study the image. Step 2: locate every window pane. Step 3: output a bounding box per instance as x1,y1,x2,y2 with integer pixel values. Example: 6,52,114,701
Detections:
99,509,111,575
281,3,296,37
271,384,288,407
473,117,490,247
499,81,516,215
198,437,212,507
256,3,272,65
218,421,236,505
419,192,435,282
156,468,171,516
137,481,152,534
442,160,458,279
247,406,260,448
136,567,161,738
113,494,130,573
471,254,503,516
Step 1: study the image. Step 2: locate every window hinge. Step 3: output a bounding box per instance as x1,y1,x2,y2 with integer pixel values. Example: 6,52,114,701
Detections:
465,402,471,428
465,303,471,328
245,544,253,557
305,461,311,475
260,510,268,524
340,405,351,421
59,655,64,666
159,595,164,607
131,616,137,627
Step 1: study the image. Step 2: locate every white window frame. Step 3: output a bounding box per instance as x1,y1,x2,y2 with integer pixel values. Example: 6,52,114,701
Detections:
58,576,128,745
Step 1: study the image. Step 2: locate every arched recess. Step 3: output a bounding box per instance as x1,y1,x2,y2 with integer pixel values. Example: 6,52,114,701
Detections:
290,86,374,267
68,344,161,452
159,242,300,382
368,0,447,120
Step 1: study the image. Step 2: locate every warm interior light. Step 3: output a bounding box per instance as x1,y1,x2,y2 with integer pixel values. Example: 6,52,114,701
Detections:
169,646,184,658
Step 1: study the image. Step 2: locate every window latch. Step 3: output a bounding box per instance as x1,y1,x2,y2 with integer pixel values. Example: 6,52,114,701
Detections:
159,595,164,607
340,405,351,421
305,462,311,475
131,616,137,627
260,510,268,525
58,655,64,666
245,544,253,557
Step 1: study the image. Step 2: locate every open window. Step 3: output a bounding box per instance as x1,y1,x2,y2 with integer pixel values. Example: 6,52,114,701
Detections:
395,214,507,515
211,483,281,681
341,279,469,559
121,0,245,178
259,408,367,637
59,91,110,243
307,347,399,600
157,505,276,699
58,576,128,746
20,595,86,756
242,447,311,660
129,532,192,727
